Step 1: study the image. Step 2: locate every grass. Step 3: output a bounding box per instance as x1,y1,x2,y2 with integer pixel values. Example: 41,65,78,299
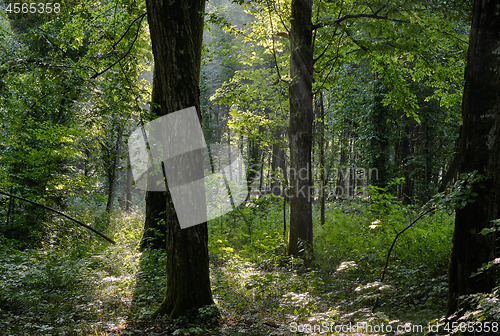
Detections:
0,194,469,335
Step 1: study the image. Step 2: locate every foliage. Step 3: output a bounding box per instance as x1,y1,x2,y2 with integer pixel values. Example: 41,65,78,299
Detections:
315,198,454,276
0,0,151,244
0,203,144,335
0,193,464,335
0,0,496,335
431,258,500,336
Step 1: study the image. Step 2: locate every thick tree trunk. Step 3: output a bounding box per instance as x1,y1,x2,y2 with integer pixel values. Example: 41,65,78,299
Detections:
447,0,500,315
140,70,168,251
145,0,214,317
287,0,313,257
140,190,167,251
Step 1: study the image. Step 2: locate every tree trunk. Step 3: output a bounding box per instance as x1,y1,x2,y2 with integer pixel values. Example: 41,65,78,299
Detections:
145,0,214,318
125,155,132,212
246,138,261,195
106,130,122,213
287,0,313,257
317,92,326,225
271,142,280,195
271,128,286,197
447,0,500,315
337,129,348,197
348,138,356,197
400,123,413,203
141,70,168,251
370,76,389,187
140,190,167,251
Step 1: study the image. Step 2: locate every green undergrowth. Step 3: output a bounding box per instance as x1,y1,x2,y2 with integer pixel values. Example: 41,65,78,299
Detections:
0,192,478,335
207,194,454,335
0,206,146,335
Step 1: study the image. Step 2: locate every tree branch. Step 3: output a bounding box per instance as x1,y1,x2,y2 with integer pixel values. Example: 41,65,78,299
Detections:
112,12,147,49
314,10,409,29
91,13,147,79
372,206,435,311
0,190,116,244
335,13,408,25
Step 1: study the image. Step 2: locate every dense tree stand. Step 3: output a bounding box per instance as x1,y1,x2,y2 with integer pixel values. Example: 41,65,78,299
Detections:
145,0,215,317
447,0,500,315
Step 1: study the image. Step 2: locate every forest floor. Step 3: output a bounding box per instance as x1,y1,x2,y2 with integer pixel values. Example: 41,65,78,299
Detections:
0,197,458,335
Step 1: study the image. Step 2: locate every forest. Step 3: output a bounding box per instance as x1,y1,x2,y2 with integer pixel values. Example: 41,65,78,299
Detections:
0,0,499,335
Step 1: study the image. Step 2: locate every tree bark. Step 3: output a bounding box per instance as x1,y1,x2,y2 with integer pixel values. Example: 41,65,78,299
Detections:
316,92,326,225
145,0,214,318
125,155,132,212
106,129,122,213
287,0,314,257
271,128,286,197
337,129,348,197
140,190,167,251
370,76,389,188
271,139,281,196
140,70,168,251
447,0,500,315
246,137,262,195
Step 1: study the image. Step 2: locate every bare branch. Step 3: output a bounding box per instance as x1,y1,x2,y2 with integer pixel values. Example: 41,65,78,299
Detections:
91,13,147,79
0,190,116,244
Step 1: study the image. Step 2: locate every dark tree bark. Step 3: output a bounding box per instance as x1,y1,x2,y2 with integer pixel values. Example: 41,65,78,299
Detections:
370,77,389,188
316,92,326,225
348,138,356,196
140,190,167,251
140,70,168,251
447,0,500,315
145,0,214,318
270,128,287,197
270,139,282,196
246,138,261,195
287,0,314,257
337,128,348,196
246,125,265,195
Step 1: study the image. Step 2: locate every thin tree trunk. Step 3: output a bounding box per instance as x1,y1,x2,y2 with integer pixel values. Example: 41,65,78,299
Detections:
125,155,132,212
271,129,286,196
337,129,348,198
5,187,14,229
318,92,326,225
271,140,280,195
259,151,265,193
400,123,413,203
371,76,389,187
106,130,122,213
246,138,261,195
